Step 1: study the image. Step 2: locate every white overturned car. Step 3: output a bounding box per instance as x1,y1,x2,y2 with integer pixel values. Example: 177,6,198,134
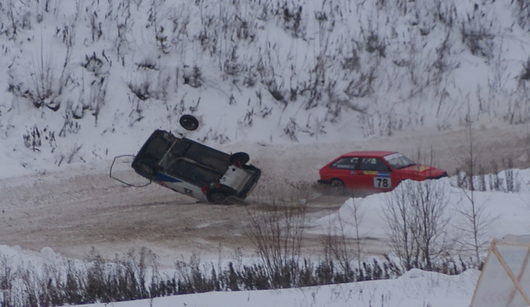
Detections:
130,130,261,203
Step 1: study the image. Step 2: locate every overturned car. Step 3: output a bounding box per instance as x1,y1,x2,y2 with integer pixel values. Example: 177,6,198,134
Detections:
130,129,261,203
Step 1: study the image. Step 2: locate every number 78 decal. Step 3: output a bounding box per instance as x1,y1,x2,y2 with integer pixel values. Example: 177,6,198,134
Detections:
373,176,391,188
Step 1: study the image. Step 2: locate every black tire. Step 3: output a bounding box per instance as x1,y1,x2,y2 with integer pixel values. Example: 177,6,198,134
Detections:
179,114,199,131
330,179,345,194
230,152,250,166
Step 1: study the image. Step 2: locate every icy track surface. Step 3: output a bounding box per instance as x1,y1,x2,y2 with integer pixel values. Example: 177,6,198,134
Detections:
1,125,530,265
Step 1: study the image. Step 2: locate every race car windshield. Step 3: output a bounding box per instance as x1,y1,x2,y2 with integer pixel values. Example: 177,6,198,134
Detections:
384,153,416,169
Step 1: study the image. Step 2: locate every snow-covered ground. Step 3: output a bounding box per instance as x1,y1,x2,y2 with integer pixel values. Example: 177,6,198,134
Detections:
0,241,480,306
0,166,528,306
0,131,528,265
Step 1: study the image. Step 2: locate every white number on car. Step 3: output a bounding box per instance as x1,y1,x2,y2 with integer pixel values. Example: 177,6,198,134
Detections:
373,176,391,189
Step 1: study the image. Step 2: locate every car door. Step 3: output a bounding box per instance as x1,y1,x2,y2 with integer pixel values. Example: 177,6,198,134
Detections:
356,157,392,193
325,157,359,187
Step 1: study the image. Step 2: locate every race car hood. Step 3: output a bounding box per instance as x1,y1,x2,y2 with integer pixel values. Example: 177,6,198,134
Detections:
397,164,447,179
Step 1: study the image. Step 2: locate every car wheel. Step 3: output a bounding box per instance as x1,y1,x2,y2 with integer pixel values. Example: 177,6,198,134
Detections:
230,152,250,166
179,114,199,131
330,179,345,193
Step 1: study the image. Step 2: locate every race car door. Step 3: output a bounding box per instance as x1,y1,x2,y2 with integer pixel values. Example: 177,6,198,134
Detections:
356,157,392,193
326,156,359,185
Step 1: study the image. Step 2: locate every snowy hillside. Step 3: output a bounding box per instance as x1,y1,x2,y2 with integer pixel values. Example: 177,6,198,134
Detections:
0,0,529,174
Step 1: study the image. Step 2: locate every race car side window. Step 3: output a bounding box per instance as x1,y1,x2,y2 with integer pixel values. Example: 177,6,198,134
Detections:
331,157,358,170
359,157,390,171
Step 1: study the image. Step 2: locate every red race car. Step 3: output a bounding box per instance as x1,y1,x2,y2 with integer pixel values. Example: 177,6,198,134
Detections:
318,151,447,195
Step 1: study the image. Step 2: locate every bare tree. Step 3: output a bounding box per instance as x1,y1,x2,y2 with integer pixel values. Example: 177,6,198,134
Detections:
245,201,306,288
384,180,449,270
351,199,364,268
455,122,495,264
321,199,364,272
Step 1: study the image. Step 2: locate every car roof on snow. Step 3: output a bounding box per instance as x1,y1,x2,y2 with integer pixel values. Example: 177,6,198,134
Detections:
341,151,397,157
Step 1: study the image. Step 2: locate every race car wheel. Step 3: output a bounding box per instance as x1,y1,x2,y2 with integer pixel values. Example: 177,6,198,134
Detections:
230,152,250,166
179,114,199,131
330,179,345,193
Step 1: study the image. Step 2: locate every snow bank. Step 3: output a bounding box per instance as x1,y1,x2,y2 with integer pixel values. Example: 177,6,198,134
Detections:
310,172,530,251
74,269,479,307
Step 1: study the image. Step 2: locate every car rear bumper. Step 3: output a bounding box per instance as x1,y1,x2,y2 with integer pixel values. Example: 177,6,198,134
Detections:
236,166,262,199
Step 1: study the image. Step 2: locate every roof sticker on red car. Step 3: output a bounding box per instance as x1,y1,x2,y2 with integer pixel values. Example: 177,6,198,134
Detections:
362,170,378,175
361,170,391,176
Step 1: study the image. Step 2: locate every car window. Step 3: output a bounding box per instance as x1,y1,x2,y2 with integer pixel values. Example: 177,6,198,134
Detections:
331,157,358,170
136,131,174,164
384,153,416,169
359,157,389,171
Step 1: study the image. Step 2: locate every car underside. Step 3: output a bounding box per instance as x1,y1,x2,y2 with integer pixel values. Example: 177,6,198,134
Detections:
131,130,261,203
